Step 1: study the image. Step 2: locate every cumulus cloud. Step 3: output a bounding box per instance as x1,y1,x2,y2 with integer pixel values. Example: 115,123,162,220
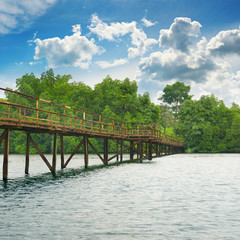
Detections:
89,14,157,59
141,17,157,27
139,48,217,83
89,14,135,41
96,58,128,69
207,29,240,56
159,17,202,52
0,0,57,34
137,17,240,106
34,24,104,69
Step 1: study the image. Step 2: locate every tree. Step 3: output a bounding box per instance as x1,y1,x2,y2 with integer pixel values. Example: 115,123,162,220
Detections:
159,82,192,116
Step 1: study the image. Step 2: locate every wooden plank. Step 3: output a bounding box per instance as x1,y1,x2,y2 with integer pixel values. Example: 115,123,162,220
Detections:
3,129,9,180
29,135,53,172
64,138,84,168
25,133,30,174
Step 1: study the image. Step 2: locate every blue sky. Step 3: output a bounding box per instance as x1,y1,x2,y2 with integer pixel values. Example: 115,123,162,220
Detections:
1,0,240,105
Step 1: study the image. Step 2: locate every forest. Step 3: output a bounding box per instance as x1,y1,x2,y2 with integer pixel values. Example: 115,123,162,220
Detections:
0,69,240,153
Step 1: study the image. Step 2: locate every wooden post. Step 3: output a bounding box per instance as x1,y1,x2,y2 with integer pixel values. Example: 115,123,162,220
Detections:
3,129,10,181
104,138,108,165
25,133,30,174
52,133,57,173
148,141,152,160
84,136,88,169
139,141,143,163
116,140,119,161
60,135,64,169
120,140,123,162
130,140,134,160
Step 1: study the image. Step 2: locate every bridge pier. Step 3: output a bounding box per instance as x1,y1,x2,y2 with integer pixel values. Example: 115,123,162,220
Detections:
0,129,10,181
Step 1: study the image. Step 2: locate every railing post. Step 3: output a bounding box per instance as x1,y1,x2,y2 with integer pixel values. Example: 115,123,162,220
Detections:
36,99,39,124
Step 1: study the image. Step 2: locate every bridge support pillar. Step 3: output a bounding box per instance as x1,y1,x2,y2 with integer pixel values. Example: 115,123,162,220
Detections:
139,141,143,163
104,138,108,165
25,133,30,174
2,129,10,181
130,140,134,160
60,135,64,169
52,133,57,173
148,141,152,160
84,136,88,169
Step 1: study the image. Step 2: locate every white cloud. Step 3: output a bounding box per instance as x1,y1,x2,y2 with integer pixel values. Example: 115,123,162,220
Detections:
141,17,157,27
89,14,157,58
207,29,240,56
138,18,240,106
0,0,57,34
96,58,128,69
89,14,135,41
159,17,202,52
34,25,104,69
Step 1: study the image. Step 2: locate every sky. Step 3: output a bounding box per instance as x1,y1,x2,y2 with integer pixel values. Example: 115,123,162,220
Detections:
1,0,240,106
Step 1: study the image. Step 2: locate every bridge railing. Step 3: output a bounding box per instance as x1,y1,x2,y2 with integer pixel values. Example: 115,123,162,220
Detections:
0,88,183,146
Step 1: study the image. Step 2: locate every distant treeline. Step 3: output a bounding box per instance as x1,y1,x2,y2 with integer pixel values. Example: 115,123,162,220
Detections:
1,69,240,154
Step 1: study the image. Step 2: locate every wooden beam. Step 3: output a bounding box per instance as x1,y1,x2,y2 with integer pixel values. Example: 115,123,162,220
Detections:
84,136,88,169
148,141,152,160
88,140,104,163
3,129,9,180
29,135,53,172
52,133,57,173
0,130,7,145
108,140,141,162
60,135,64,169
130,140,134,160
25,133,30,174
104,138,108,165
120,140,123,162
64,138,84,168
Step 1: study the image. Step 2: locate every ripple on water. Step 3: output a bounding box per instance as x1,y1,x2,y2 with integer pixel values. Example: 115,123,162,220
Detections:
1,154,240,239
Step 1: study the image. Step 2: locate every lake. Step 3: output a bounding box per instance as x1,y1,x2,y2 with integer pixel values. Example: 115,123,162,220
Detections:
1,153,240,239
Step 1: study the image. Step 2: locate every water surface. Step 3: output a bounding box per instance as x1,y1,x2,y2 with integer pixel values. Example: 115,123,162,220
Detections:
1,154,240,239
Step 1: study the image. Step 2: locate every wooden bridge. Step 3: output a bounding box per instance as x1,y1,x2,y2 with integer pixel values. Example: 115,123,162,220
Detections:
0,87,183,180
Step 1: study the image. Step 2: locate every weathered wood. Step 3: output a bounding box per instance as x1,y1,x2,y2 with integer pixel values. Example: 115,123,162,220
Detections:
116,140,119,162
52,133,57,173
130,140,134,160
60,135,64,169
88,139,104,163
0,130,7,145
3,129,10,180
104,138,108,165
120,140,123,162
64,138,84,168
108,140,141,162
29,135,53,171
148,141,152,160
84,136,88,169
25,133,30,174
139,141,143,162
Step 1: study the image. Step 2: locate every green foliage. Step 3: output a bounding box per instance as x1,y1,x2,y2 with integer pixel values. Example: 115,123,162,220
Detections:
160,82,192,116
175,94,240,153
1,70,161,154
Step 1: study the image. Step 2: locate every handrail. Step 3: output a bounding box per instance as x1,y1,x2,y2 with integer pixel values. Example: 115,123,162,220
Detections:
0,88,183,146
